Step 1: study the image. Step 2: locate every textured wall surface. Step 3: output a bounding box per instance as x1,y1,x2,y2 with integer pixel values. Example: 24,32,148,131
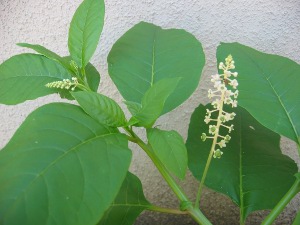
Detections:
1,0,300,224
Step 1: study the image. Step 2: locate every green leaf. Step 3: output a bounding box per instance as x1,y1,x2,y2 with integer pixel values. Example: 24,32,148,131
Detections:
124,101,142,116
0,53,72,105
72,91,127,127
147,128,188,179
17,43,72,72
217,43,300,148
108,21,205,114
68,0,105,68
98,172,151,225
17,45,101,91
132,78,180,127
187,104,297,222
85,62,100,92
0,103,132,225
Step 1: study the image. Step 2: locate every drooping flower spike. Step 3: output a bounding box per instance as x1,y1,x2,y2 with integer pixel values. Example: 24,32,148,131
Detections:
201,55,238,158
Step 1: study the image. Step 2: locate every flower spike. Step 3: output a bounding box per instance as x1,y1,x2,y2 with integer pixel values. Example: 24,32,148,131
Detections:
201,55,239,158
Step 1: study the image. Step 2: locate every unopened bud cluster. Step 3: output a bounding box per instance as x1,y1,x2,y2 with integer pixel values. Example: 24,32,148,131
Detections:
201,55,238,159
45,77,78,91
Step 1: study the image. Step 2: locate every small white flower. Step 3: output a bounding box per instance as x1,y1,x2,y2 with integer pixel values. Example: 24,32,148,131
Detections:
233,90,239,98
211,74,220,83
224,97,233,105
213,149,223,159
211,100,220,109
231,100,238,108
218,140,226,148
230,79,238,89
201,133,207,141
232,72,238,77
208,89,214,99
213,80,222,88
204,115,211,124
219,62,225,70
224,70,231,78
217,83,227,92
224,135,231,142
228,124,234,132
209,125,218,135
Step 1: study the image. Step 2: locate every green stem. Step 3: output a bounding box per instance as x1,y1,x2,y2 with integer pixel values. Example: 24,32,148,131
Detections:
148,206,188,215
124,127,212,225
261,175,300,225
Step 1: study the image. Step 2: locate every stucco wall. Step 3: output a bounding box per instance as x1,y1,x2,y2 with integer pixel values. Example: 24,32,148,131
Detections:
1,0,300,224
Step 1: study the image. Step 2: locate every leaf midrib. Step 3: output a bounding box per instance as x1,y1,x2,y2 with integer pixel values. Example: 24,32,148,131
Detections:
239,47,299,144
4,132,115,218
150,29,157,86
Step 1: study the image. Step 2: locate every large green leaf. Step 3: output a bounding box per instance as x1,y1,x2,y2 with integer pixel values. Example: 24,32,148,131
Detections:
130,78,180,127
0,54,72,105
98,172,151,225
217,43,300,147
0,103,132,225
17,43,72,72
72,91,127,127
68,0,105,68
108,21,205,114
187,104,297,222
147,128,188,179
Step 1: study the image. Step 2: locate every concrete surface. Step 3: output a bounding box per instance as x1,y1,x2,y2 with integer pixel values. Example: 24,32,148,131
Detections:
1,0,300,224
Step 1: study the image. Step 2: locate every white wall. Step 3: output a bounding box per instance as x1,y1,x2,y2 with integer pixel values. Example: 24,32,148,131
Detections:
1,0,300,224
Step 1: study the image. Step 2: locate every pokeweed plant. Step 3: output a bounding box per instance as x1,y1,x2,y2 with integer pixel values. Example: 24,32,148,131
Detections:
0,0,300,225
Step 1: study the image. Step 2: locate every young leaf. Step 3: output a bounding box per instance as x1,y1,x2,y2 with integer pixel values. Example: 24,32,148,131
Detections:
187,104,297,222
108,21,205,114
63,56,101,92
85,62,101,92
68,0,105,68
147,128,188,180
0,103,132,225
132,77,180,127
217,42,300,148
124,101,142,116
98,172,151,225
72,91,127,127
17,43,72,72
0,53,72,105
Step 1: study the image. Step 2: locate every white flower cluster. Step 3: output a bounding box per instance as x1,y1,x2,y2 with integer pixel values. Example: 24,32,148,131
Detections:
45,77,78,91
201,55,238,159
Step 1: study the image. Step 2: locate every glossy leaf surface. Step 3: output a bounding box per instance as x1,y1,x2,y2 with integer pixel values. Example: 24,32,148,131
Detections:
108,22,205,114
217,43,300,147
0,54,72,105
187,104,297,222
130,78,180,127
0,103,132,225
68,0,105,68
147,128,187,179
17,43,72,72
72,91,127,127
98,172,151,225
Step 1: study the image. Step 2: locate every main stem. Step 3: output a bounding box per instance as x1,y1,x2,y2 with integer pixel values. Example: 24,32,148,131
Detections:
124,127,212,225
261,175,300,225
195,88,225,208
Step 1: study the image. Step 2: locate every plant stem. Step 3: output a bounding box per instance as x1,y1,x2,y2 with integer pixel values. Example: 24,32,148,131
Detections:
124,127,212,225
147,206,188,215
261,174,300,225
195,88,225,208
